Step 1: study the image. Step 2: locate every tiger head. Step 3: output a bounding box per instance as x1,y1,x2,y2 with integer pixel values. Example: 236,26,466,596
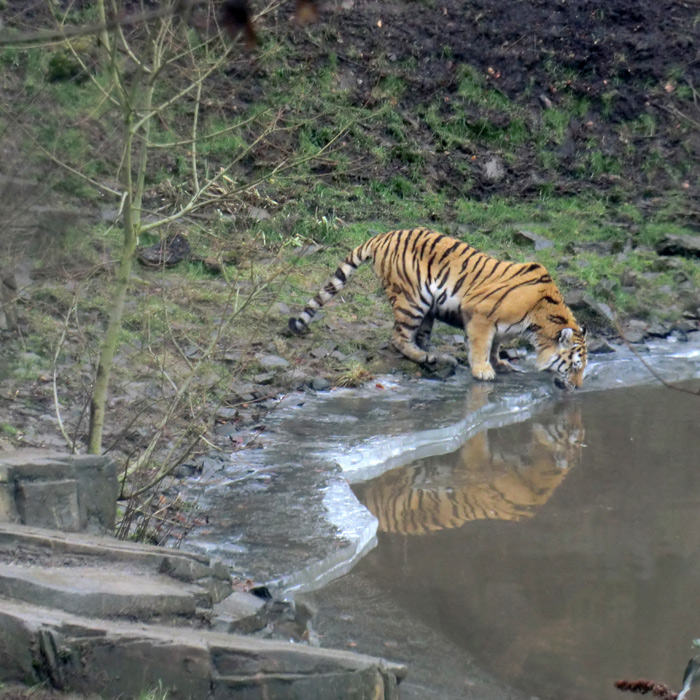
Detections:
536,326,588,390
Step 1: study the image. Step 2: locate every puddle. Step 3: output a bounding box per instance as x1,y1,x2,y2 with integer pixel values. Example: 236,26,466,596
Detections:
307,381,700,700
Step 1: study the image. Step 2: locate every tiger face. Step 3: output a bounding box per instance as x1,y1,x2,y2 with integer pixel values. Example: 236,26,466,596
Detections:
538,326,588,390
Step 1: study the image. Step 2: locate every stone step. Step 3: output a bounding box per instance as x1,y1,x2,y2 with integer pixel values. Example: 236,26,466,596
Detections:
0,597,406,699
0,522,233,608
0,563,204,619
0,521,215,571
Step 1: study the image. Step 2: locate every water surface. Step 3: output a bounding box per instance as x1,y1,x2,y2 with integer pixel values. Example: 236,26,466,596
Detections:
308,382,700,700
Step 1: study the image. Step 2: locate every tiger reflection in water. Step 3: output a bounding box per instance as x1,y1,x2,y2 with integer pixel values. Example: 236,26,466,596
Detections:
357,389,584,535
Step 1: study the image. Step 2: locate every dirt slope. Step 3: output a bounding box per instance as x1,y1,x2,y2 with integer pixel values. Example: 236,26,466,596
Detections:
258,0,700,204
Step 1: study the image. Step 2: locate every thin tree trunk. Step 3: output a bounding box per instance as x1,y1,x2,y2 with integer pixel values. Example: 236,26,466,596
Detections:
87,0,159,454
88,118,137,454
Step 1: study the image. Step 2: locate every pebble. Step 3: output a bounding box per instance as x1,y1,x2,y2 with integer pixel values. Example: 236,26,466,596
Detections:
254,373,276,385
258,355,290,369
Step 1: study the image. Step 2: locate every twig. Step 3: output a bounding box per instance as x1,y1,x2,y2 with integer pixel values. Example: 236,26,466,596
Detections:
613,316,700,396
52,302,80,453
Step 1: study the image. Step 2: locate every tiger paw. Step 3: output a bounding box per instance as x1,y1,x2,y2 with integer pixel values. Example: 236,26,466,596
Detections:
471,363,496,381
425,352,458,367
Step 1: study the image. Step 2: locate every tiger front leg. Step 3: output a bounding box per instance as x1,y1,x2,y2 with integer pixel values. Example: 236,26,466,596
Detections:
465,315,497,380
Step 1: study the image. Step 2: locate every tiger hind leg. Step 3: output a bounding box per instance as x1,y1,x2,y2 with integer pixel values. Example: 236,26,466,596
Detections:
415,314,436,351
391,316,457,367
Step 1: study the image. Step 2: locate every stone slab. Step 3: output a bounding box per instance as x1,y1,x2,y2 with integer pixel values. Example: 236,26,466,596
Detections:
15,479,80,532
0,563,203,618
0,598,406,699
0,451,117,534
0,523,233,607
0,522,212,568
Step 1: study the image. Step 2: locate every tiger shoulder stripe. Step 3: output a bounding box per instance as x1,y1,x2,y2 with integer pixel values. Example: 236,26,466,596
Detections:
289,227,587,389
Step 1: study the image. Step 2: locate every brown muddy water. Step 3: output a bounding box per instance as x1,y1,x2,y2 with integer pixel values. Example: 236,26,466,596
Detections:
307,382,700,700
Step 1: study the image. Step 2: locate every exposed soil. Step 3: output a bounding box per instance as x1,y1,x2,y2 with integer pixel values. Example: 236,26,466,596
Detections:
246,0,700,208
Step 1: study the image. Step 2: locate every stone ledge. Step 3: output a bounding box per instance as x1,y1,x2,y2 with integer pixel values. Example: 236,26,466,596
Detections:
0,523,233,609
0,598,406,699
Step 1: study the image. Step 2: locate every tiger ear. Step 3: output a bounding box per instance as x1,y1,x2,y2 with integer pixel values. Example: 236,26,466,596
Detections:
559,327,575,348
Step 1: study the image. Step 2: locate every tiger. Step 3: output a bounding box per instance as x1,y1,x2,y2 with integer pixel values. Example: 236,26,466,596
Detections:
353,404,584,535
288,228,587,389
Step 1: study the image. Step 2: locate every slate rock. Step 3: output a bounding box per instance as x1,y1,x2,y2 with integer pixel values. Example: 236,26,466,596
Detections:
513,229,554,250
656,234,700,258
310,343,336,359
310,377,331,392
253,372,276,385
258,355,290,369
587,338,616,354
483,157,505,182
215,407,239,420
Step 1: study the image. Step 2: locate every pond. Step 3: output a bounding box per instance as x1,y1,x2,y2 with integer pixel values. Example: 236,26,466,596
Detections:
306,382,700,700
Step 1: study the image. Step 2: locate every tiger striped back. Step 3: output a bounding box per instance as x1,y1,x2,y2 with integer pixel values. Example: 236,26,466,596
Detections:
289,228,587,388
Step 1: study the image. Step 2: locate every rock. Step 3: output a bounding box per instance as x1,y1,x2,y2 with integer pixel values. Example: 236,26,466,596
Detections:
310,377,331,392
220,351,241,363
310,343,337,359
0,597,406,700
137,233,190,267
0,451,117,535
656,234,700,258
227,598,315,641
211,591,266,632
248,206,271,222
159,556,219,583
565,240,618,255
257,355,290,369
568,294,615,325
213,422,239,437
513,229,554,250
620,269,638,287
676,317,700,332
598,279,616,295
483,157,505,182
281,370,309,390
621,329,646,343
587,338,616,354
289,244,325,258
645,321,672,337
619,320,647,343
253,372,276,385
